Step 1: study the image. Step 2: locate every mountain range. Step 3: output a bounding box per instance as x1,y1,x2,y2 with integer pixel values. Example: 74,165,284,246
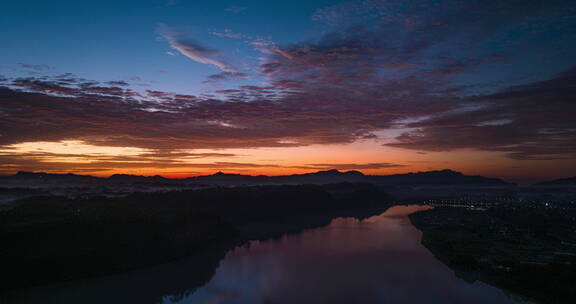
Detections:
0,169,514,187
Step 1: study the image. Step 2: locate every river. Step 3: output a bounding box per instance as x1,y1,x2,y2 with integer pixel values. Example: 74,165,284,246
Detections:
1,205,527,304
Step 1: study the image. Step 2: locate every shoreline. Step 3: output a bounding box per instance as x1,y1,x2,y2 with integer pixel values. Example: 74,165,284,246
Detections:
409,207,576,304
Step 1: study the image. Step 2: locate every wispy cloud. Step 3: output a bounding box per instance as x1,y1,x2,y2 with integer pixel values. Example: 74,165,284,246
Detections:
165,0,178,6
225,5,247,14
206,72,249,82
156,24,237,72
18,63,53,71
209,29,246,39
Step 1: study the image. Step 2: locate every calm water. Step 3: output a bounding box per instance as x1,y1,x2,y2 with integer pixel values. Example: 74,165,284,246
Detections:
1,205,526,304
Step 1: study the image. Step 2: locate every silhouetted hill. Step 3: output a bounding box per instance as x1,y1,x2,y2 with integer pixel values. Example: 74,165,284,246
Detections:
535,176,576,186
304,169,363,176
273,169,367,184
7,171,98,182
369,169,513,186
107,174,168,183
0,169,514,188
185,169,512,186
186,171,268,185
0,172,171,187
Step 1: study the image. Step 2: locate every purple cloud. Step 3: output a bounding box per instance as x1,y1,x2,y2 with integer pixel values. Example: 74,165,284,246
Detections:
1,0,575,168
386,67,576,160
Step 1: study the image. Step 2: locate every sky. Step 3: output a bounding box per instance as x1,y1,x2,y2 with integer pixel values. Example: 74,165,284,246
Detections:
1,0,575,183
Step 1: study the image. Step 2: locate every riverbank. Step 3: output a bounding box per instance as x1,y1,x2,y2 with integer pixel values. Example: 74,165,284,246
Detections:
409,206,576,304
0,183,393,292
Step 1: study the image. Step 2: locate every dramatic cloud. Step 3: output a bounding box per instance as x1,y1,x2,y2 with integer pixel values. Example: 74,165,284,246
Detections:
0,78,380,150
387,67,576,160
248,0,576,159
157,24,237,72
2,0,576,175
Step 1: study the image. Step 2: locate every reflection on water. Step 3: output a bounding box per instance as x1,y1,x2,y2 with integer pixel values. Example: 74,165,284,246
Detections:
166,205,522,304
1,205,526,304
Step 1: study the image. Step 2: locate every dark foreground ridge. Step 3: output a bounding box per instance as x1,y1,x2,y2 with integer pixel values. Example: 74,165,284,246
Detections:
409,206,576,304
0,183,393,293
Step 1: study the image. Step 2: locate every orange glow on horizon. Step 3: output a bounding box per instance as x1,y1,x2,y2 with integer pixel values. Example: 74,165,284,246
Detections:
1,140,575,183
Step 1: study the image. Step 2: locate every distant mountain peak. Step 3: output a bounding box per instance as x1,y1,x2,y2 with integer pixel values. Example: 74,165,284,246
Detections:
10,171,96,181
208,171,247,178
401,169,463,176
433,169,463,175
16,171,46,176
109,174,130,178
344,170,364,176
108,174,141,179
316,169,342,175
107,174,166,181
310,169,364,176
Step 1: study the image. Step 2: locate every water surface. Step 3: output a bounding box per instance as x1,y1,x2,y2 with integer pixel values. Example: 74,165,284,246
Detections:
2,205,526,304
165,205,523,304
